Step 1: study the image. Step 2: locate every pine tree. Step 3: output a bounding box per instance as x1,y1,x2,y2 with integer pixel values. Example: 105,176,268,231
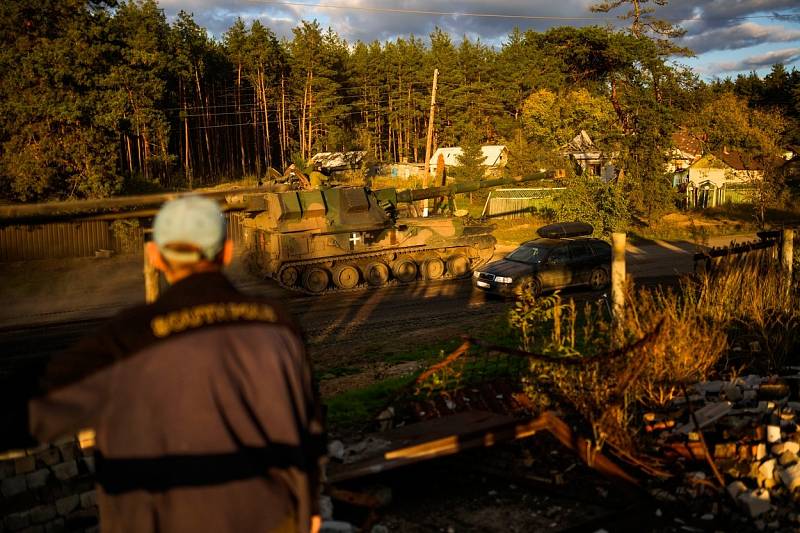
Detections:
452,132,486,182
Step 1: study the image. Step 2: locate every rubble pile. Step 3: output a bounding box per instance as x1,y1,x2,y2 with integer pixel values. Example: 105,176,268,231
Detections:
647,373,800,529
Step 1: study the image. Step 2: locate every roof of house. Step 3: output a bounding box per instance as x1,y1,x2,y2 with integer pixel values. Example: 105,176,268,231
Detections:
671,131,703,157
711,150,765,171
309,151,366,169
561,130,603,160
429,145,507,167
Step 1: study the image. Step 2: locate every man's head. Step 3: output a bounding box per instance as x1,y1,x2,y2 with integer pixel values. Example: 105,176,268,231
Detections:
146,196,233,283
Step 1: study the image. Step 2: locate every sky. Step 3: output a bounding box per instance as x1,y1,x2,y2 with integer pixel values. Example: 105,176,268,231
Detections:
156,0,800,79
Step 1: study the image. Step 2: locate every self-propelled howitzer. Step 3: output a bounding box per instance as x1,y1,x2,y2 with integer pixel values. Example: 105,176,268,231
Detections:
239,170,556,294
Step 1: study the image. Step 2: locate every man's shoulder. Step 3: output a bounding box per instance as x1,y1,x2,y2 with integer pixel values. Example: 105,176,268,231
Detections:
110,273,297,346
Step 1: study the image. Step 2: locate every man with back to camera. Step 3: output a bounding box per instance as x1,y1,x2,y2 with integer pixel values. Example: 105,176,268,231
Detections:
1,196,325,532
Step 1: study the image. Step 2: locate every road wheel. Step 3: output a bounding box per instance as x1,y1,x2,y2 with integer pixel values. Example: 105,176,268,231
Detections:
421,256,445,280
279,266,299,287
332,264,360,289
364,262,390,287
588,267,609,291
302,267,329,294
446,253,470,277
392,257,418,283
514,276,541,298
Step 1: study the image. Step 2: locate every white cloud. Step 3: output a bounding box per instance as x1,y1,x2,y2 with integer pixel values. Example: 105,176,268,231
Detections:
156,0,800,62
680,22,800,53
710,47,800,72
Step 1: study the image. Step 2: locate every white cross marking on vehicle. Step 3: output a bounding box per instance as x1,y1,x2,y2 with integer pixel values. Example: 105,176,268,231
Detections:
349,233,361,247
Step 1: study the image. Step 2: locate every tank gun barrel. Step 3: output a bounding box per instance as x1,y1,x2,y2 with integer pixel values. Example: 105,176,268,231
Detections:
0,187,268,226
395,170,559,203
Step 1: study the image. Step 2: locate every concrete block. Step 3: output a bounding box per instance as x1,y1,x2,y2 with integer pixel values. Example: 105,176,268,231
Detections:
779,451,798,466
26,469,50,489
55,495,80,516
773,442,800,455
758,459,777,489
35,449,61,467
319,495,334,521
738,488,771,518
754,443,768,460
744,375,763,389
695,381,725,394
767,424,781,443
55,443,76,463
4,512,30,531
722,383,743,402
79,457,95,475
320,521,355,533
675,401,733,434
0,459,16,479
1,475,28,497
727,480,747,499
51,461,78,481
43,519,65,533
15,456,35,475
714,443,736,459
779,463,800,491
29,506,56,525
79,490,96,509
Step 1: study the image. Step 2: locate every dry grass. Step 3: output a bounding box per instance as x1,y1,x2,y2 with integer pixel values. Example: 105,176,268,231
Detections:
513,253,799,452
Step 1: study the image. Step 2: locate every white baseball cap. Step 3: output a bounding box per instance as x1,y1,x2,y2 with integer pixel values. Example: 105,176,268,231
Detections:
153,196,226,262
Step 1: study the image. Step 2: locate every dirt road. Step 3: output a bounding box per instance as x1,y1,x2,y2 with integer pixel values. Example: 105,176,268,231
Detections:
0,232,755,379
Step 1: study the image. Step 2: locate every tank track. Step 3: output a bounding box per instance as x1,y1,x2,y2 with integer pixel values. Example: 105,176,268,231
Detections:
272,244,494,295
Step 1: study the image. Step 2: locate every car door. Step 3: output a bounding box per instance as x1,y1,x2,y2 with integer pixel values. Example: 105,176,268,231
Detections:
568,241,595,284
539,244,572,289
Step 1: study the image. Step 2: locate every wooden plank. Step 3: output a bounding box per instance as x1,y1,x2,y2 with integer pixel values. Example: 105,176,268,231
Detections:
327,411,548,483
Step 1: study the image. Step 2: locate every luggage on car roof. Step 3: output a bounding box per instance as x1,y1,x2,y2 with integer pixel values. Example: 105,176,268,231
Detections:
536,222,593,239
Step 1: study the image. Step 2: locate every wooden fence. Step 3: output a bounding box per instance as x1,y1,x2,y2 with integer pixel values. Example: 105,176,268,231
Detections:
0,214,245,262
693,234,779,274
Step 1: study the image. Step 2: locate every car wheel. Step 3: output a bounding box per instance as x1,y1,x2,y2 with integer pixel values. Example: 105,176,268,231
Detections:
588,267,609,291
514,276,541,298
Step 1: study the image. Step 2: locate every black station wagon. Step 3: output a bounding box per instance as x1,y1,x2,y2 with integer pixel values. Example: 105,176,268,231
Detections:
472,222,611,297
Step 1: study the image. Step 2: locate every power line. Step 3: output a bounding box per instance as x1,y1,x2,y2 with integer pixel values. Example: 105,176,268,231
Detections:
189,107,393,130
243,0,799,24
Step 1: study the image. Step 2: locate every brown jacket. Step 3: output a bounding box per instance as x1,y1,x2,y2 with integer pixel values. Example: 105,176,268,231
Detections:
26,272,324,532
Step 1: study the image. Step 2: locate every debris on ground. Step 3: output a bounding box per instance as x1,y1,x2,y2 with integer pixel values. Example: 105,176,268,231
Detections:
646,374,800,529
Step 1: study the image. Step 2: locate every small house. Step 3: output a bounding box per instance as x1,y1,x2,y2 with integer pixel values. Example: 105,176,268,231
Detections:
428,145,508,175
685,149,764,208
560,131,615,180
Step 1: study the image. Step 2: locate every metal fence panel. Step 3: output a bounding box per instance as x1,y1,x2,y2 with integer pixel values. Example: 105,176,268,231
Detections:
482,188,565,219
1,214,246,262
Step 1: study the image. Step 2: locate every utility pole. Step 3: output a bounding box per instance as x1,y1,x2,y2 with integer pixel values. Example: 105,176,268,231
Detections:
611,232,626,344
422,69,438,216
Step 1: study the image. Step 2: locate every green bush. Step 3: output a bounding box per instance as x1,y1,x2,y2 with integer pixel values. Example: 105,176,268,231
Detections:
556,177,630,235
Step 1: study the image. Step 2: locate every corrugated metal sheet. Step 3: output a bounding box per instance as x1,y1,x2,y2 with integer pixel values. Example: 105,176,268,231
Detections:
482,188,565,219
1,213,247,262
1,221,114,261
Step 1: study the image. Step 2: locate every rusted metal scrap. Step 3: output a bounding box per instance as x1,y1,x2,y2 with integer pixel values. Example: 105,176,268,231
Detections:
327,410,641,488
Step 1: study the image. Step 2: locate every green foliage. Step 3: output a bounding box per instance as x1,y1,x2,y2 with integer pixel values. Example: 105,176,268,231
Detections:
0,0,122,200
521,88,617,150
325,375,415,429
450,131,485,181
1,3,797,209
557,177,630,235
